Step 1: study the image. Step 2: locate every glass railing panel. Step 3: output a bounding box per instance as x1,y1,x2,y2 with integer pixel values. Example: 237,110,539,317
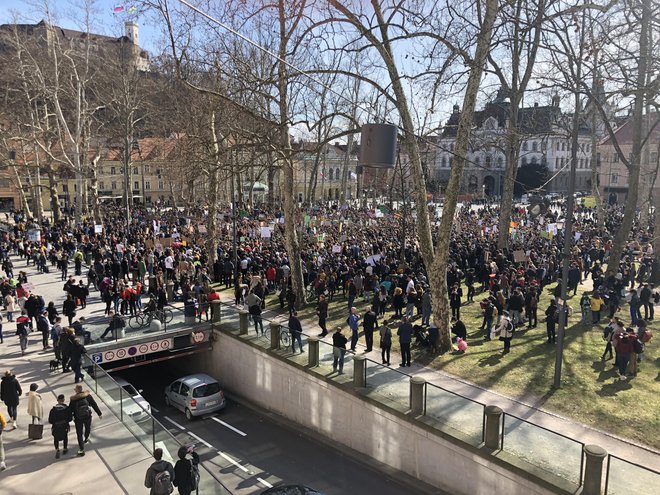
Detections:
425,383,485,446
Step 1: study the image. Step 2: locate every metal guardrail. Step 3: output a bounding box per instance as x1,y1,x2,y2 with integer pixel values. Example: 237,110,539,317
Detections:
82,355,233,495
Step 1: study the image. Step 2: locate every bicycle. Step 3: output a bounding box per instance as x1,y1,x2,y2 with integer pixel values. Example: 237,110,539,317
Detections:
134,308,174,328
279,326,291,348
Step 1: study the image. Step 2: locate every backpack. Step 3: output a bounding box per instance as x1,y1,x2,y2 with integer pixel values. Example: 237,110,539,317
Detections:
506,319,514,335
381,329,391,347
153,469,174,495
633,338,644,354
189,462,200,490
641,329,653,343
76,397,91,419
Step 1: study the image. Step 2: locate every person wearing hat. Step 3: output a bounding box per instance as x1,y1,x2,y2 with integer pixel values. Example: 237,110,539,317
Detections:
48,394,72,459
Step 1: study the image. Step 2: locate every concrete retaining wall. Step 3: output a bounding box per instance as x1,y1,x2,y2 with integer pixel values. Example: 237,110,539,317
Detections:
187,330,564,495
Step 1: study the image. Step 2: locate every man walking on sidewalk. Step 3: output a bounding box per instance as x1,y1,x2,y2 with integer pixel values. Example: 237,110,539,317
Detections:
69,384,102,456
48,394,72,459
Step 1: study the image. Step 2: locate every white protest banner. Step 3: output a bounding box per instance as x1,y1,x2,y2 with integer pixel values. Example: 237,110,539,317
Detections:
332,244,342,254
260,227,272,238
94,225,103,234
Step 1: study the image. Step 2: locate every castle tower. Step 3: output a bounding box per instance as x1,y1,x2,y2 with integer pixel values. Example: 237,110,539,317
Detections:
125,21,138,45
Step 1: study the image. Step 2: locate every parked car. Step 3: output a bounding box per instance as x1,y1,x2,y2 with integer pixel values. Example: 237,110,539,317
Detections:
261,485,323,495
164,373,226,420
114,376,151,417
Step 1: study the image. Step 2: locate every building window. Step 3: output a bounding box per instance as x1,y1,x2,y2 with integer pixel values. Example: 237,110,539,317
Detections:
134,181,139,190
111,182,117,190
485,155,492,168
532,141,538,152
328,168,333,180
611,173,618,184
144,165,150,173
650,152,658,164
522,142,528,151
158,181,164,190
612,153,619,163
145,181,151,190
335,168,340,180
133,167,138,175
562,142,566,151
521,157,528,166
99,182,104,190
497,157,503,168
556,142,560,151
111,167,116,175
442,157,447,168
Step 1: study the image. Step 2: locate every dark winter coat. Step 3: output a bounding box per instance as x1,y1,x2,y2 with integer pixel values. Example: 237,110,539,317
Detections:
0,374,22,407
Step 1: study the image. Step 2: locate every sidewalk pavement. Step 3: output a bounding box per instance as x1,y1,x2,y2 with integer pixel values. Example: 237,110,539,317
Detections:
221,291,660,473
0,256,155,494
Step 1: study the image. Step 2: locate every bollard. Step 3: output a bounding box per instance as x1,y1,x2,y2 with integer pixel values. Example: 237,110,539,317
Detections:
211,300,221,323
484,405,504,450
353,355,367,388
150,319,162,333
308,337,319,367
582,444,607,495
117,326,125,339
166,282,174,302
239,311,249,335
409,376,426,415
270,322,281,350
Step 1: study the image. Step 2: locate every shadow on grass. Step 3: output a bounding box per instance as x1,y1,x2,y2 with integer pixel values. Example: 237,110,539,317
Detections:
596,379,633,397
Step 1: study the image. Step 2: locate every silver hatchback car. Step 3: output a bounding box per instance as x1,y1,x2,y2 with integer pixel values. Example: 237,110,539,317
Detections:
164,373,226,419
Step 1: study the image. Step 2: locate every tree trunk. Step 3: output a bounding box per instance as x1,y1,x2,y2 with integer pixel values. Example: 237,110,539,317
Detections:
605,0,650,276
13,166,33,218
46,168,61,223
207,166,220,265
278,0,305,308
497,107,521,249
428,0,499,352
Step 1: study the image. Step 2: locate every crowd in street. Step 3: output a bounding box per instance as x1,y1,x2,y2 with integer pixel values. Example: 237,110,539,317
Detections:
0,195,657,472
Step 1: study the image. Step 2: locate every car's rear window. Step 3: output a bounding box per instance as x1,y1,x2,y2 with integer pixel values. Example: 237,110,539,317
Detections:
192,382,221,398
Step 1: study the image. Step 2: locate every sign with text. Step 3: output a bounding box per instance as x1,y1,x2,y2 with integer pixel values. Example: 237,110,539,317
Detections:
90,337,173,364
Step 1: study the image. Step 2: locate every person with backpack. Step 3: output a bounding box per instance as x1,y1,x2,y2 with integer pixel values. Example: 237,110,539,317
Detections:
69,384,102,456
145,447,175,495
16,311,31,356
498,311,514,354
379,320,392,365
48,394,72,459
174,445,200,495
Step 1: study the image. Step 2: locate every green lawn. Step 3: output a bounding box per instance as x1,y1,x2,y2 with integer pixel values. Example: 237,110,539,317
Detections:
221,281,660,450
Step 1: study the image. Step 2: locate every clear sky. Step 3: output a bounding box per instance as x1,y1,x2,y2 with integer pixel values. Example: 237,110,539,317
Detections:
0,0,159,51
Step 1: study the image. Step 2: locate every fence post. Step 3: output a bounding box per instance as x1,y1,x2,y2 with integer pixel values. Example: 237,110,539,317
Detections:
409,376,426,415
583,445,607,495
484,405,503,450
239,310,249,335
211,300,221,323
269,322,281,350
119,386,123,422
353,355,367,388
308,337,319,367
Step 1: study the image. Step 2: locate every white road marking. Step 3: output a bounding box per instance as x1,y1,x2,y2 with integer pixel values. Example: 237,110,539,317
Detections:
257,477,273,488
163,416,185,430
188,432,213,449
218,451,249,472
211,416,247,437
